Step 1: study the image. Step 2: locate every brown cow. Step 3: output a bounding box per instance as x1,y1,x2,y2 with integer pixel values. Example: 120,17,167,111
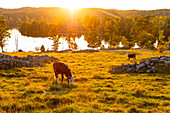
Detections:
53,60,75,84
127,53,136,60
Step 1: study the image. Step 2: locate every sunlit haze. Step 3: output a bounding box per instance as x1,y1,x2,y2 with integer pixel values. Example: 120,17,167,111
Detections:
0,0,169,10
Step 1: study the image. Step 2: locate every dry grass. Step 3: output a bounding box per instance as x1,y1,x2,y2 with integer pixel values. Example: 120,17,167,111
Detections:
0,50,169,112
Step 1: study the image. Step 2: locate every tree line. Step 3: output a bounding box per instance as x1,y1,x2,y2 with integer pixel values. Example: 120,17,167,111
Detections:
1,7,170,28
0,8,170,52
18,14,170,51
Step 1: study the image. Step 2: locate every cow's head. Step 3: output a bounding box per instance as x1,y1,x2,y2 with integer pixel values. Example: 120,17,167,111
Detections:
69,76,76,84
65,64,76,84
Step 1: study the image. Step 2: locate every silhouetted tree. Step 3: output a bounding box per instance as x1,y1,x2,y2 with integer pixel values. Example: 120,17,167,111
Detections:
65,28,78,50
40,45,45,52
104,17,120,46
84,16,101,48
121,36,129,47
0,16,10,52
48,24,61,51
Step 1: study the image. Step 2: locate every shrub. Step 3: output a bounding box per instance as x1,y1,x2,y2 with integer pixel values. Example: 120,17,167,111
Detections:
100,45,105,50
35,47,40,52
40,45,45,52
157,45,166,53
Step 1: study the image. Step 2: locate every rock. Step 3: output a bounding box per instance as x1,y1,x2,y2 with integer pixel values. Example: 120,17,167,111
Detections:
136,63,146,70
147,69,152,73
139,58,148,63
109,55,170,74
164,61,170,66
147,65,152,69
127,68,132,72
160,56,170,61
150,63,154,66
149,58,159,63
0,54,59,70
144,61,150,65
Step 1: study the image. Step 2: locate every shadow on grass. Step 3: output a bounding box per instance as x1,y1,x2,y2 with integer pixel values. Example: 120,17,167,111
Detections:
0,69,27,77
132,90,170,101
48,82,77,95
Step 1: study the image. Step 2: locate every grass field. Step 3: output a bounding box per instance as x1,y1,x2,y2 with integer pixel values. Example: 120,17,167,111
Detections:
0,50,170,112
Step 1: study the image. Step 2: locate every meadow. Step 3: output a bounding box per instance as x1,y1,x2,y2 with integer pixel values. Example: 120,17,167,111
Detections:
0,50,169,113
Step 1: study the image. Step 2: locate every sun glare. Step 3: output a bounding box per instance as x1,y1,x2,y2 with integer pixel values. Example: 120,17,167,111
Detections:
67,7,78,11
64,5,80,11
59,0,82,11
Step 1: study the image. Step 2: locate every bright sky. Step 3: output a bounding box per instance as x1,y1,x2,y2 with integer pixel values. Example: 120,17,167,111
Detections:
0,0,169,10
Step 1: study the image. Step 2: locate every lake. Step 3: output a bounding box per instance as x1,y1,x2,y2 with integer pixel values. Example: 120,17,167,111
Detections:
3,29,109,52
2,29,141,52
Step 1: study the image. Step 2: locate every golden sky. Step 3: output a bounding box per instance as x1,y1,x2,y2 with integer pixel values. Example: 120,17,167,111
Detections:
0,0,169,10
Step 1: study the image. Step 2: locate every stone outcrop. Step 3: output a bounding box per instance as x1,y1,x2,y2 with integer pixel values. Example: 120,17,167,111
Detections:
109,56,170,74
0,54,59,70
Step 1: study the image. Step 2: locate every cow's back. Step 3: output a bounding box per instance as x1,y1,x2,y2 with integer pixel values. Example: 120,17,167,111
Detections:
53,60,67,74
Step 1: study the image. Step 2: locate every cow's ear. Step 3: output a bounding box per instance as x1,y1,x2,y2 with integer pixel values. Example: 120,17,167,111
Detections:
74,76,76,78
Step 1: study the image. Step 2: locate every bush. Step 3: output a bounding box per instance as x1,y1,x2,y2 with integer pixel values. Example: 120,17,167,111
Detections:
100,45,105,50
40,45,45,52
157,45,166,53
35,47,40,52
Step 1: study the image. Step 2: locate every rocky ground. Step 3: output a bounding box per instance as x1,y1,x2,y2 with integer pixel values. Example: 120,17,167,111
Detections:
0,54,59,70
109,56,170,74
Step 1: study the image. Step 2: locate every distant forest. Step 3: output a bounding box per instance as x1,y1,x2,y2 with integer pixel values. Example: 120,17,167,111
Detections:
0,7,170,28
0,7,170,49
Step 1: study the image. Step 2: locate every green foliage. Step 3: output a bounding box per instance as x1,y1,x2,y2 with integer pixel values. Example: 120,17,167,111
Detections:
158,30,165,45
19,20,51,37
157,45,166,53
100,45,105,50
40,45,45,52
48,24,61,51
84,16,101,48
137,30,155,49
65,28,78,50
121,36,129,47
104,17,119,46
0,16,10,52
157,30,166,52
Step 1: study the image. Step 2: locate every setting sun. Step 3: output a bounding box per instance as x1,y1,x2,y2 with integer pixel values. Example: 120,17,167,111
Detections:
64,6,80,11
61,0,82,11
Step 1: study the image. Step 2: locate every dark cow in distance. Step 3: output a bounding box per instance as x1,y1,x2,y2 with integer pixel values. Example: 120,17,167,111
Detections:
127,53,136,60
53,60,75,84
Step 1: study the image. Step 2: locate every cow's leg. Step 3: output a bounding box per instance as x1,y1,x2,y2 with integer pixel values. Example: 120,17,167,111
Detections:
55,72,59,82
61,74,64,83
67,78,69,84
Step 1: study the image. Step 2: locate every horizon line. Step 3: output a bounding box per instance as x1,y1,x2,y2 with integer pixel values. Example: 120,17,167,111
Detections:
0,6,169,11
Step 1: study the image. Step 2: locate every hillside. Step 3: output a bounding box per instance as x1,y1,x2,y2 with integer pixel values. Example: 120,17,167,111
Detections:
0,7,170,17
0,7,170,28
